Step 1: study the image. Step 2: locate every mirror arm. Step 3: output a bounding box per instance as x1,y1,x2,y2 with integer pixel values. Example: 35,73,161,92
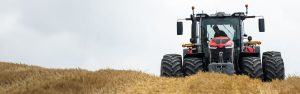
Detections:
255,16,264,18
177,19,186,22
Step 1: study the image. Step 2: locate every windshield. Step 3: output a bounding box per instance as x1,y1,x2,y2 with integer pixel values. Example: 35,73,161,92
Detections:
201,17,240,41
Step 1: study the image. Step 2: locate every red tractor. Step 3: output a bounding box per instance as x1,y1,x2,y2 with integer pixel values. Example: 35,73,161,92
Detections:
160,5,284,81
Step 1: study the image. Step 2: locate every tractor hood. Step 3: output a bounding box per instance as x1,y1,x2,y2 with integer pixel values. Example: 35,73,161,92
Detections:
209,37,234,48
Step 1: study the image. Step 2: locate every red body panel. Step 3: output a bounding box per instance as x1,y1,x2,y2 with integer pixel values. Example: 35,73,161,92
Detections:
244,47,256,53
188,48,193,54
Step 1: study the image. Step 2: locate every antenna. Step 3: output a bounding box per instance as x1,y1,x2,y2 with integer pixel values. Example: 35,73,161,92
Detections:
192,6,195,15
245,4,248,15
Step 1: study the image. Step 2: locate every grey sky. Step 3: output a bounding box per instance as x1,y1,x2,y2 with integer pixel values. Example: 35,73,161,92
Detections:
0,0,299,76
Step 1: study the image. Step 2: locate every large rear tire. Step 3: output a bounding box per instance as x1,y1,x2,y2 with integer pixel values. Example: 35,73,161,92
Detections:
241,57,263,79
262,51,285,81
183,57,204,76
160,54,183,77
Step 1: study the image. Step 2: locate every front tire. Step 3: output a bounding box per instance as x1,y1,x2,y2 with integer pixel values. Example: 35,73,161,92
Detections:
262,51,285,81
183,57,204,76
160,54,183,77
241,57,263,79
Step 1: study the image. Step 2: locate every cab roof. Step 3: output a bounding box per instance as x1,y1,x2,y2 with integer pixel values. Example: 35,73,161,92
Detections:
196,12,255,20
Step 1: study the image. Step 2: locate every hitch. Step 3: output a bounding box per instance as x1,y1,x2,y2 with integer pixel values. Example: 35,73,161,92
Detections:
208,63,235,75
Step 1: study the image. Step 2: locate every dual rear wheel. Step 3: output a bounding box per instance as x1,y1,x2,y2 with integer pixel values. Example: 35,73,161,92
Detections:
160,54,183,77
183,57,204,76
241,51,285,81
241,57,263,79
262,51,285,81
160,54,204,77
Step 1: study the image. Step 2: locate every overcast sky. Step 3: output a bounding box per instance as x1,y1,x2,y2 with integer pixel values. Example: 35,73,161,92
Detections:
0,0,299,76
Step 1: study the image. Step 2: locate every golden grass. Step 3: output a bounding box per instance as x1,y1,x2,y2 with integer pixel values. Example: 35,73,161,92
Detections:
0,62,299,94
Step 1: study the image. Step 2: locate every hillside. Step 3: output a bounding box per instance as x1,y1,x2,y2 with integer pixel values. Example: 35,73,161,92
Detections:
0,62,299,94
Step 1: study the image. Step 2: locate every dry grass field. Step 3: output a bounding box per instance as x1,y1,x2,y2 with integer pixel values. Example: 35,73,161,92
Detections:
0,62,299,94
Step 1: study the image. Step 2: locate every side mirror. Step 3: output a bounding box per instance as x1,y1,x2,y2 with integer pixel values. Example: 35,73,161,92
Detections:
259,18,265,32
177,22,183,35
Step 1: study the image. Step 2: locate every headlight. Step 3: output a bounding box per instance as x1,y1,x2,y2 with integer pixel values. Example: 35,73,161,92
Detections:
209,46,217,49
225,45,233,48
